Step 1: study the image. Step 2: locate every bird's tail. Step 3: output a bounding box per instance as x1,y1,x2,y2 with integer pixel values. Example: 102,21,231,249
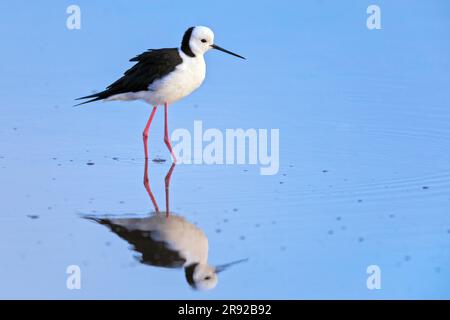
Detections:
82,215,107,224
74,90,111,106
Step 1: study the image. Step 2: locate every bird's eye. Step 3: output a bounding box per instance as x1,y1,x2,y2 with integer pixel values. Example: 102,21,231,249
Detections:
201,39,207,43
204,276,211,280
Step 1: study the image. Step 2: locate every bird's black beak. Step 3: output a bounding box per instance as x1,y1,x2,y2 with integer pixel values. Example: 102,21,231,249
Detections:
215,258,249,273
211,44,246,60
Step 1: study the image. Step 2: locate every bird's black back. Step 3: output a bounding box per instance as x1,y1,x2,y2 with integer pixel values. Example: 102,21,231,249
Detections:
91,218,186,269
76,48,183,105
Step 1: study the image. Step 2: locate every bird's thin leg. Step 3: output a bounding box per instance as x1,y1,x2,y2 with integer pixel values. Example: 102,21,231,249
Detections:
164,102,177,163
143,106,158,160
164,162,176,217
142,106,159,212
143,156,160,213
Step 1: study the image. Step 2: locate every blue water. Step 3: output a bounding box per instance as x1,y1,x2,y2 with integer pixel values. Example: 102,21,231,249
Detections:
1,0,450,299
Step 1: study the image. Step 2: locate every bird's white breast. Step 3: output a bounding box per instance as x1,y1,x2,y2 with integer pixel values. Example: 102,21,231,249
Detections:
147,50,206,105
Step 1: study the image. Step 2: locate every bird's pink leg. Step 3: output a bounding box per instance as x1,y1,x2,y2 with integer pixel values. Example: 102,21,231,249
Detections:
164,102,177,163
143,106,158,160
142,106,159,212
164,162,176,217
143,156,160,213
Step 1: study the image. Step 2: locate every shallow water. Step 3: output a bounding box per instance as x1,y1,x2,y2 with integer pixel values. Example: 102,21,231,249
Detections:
1,1,450,298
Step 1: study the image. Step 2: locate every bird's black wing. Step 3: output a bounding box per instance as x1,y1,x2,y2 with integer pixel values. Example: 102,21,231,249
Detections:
89,217,186,269
75,48,183,105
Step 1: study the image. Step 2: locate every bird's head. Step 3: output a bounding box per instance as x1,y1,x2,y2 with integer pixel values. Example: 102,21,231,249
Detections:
182,26,245,59
185,263,218,291
184,258,248,291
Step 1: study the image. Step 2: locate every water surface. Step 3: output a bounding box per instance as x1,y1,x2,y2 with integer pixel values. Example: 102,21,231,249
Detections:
0,0,450,299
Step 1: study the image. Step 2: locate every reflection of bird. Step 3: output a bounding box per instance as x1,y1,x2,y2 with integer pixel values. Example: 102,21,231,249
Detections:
76,26,245,162
86,214,247,291
84,160,247,290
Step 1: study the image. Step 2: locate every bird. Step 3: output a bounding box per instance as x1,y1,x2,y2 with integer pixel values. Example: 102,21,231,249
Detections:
75,26,245,162
85,213,247,290
83,159,247,290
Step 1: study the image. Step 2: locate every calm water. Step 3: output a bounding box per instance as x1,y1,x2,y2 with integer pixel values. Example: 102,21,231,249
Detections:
1,0,450,299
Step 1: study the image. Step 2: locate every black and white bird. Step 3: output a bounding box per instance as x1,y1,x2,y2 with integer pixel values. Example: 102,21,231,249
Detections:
86,214,248,290
76,26,245,162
